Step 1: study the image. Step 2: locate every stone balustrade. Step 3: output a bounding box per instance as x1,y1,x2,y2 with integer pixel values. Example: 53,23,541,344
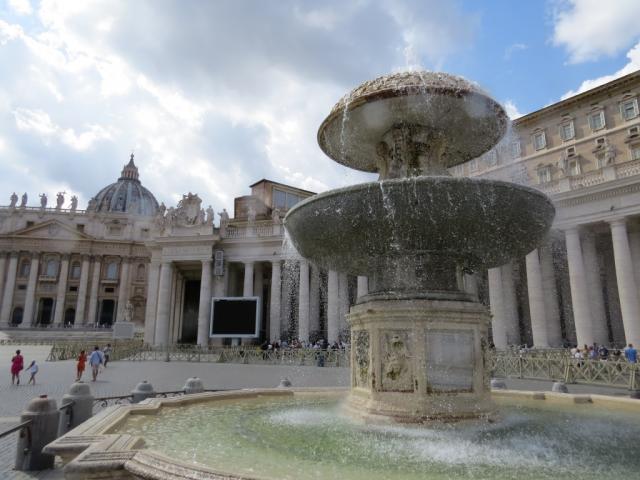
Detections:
538,158,640,195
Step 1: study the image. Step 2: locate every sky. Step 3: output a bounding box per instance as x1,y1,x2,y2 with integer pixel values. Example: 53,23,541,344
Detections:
1,0,640,213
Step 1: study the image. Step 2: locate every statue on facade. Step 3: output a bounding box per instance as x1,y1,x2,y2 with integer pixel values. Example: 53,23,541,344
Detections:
174,192,202,226
39,193,47,209
166,207,177,226
56,192,65,210
218,208,230,224
206,205,214,225
20,193,27,208
9,192,18,208
158,202,166,217
70,195,78,212
604,139,616,165
124,300,134,322
271,207,281,224
197,208,206,224
86,197,97,212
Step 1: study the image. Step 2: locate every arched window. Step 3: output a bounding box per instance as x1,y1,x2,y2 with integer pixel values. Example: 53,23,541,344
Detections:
46,259,59,277
11,307,23,325
18,260,30,278
137,264,146,281
70,262,81,279
106,262,118,280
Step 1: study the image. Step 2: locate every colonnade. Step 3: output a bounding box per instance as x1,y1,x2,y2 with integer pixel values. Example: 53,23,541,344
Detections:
488,217,640,349
0,252,135,327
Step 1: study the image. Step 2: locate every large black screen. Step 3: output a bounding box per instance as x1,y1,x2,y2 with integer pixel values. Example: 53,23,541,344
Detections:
210,297,259,337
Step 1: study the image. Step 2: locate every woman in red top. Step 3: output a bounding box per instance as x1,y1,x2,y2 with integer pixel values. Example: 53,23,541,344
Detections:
10,349,23,385
76,350,87,382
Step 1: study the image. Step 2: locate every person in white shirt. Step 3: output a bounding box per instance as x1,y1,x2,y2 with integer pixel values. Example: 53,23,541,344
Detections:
26,360,38,385
88,346,105,382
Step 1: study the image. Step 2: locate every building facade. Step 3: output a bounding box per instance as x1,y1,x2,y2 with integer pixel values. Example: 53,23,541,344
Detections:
3,70,640,349
463,70,640,349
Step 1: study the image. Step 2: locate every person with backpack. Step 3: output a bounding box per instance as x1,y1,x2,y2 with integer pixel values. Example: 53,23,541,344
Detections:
88,346,105,382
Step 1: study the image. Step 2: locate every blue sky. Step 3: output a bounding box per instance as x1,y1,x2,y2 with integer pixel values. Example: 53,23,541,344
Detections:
1,0,640,213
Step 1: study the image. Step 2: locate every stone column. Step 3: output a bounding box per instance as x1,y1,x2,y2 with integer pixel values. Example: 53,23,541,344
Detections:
0,253,7,305
22,253,40,327
197,259,212,347
565,227,595,346
116,258,130,322
356,276,368,299
540,243,563,346
628,230,640,288
269,260,281,341
74,255,90,325
610,219,640,346
86,256,101,327
243,262,254,296
309,265,320,334
525,249,548,347
338,272,349,333
327,269,339,343
298,259,310,343
501,262,520,345
487,266,507,349
143,261,161,344
582,232,609,344
0,252,18,325
154,261,173,346
253,262,264,332
53,255,70,326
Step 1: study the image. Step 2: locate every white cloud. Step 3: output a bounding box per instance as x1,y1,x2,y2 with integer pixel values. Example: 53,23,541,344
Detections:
8,0,33,16
561,41,640,99
552,0,640,63
503,100,524,120
504,43,527,60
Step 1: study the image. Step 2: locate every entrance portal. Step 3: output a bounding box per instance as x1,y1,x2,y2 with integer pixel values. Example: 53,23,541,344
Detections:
99,300,115,326
38,298,54,325
180,280,200,343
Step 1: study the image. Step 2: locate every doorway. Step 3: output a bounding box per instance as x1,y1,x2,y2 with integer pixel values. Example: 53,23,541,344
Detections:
180,280,200,343
38,298,54,325
99,300,115,326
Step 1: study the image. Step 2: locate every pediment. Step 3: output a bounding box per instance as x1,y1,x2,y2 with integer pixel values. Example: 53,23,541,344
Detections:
9,220,94,241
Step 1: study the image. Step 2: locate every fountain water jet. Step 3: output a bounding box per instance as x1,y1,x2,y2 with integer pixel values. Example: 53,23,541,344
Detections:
285,71,555,422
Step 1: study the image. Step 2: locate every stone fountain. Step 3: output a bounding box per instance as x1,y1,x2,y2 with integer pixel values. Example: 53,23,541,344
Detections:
285,71,555,422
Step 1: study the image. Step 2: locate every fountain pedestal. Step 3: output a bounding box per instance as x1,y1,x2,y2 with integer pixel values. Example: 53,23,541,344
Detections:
346,298,493,422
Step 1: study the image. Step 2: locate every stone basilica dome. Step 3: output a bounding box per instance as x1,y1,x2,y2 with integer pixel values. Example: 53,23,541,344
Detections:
89,155,159,216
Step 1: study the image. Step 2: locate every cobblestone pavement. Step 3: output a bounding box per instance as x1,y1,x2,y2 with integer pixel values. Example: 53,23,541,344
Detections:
0,344,634,479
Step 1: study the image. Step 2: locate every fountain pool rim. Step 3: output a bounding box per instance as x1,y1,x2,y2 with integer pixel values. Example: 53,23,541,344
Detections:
44,387,640,480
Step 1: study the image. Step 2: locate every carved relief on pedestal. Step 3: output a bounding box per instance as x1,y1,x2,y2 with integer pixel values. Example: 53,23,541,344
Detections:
353,330,370,388
380,330,413,392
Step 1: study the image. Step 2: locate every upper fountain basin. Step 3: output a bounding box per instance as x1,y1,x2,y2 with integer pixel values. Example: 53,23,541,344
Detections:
284,176,554,275
318,71,508,173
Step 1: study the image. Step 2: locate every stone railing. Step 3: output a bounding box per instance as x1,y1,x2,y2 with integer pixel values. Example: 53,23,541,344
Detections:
0,205,87,215
222,221,283,239
491,354,638,390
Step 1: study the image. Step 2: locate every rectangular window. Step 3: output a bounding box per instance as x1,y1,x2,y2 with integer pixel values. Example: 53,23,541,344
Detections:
511,141,521,159
596,153,607,168
628,126,640,138
485,150,498,167
533,131,546,150
70,263,81,279
589,111,605,131
76,224,85,233
468,159,478,172
631,145,640,161
273,188,303,210
569,160,581,176
537,167,551,184
595,137,606,147
454,164,464,176
559,121,575,141
621,99,639,120
566,146,576,157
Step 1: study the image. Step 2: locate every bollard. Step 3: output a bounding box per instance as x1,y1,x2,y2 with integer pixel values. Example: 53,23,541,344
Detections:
552,381,569,393
16,395,60,471
490,378,507,389
58,382,94,436
183,377,204,394
131,381,156,403
277,377,292,388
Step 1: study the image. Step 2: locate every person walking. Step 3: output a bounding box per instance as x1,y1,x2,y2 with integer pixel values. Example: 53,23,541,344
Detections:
26,360,38,385
103,344,112,367
76,350,87,381
624,343,637,363
88,346,104,382
10,349,24,385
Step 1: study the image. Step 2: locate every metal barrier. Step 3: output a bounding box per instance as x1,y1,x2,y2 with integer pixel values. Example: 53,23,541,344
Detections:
491,355,639,390
46,339,145,361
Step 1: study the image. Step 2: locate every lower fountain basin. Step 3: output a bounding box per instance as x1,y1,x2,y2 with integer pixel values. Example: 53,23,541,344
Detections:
46,389,640,480
284,176,554,276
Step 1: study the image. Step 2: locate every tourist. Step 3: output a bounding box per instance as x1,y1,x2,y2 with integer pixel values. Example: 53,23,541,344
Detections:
624,344,637,363
10,349,24,385
89,346,105,382
103,343,112,367
598,344,609,360
76,350,87,381
26,360,38,385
